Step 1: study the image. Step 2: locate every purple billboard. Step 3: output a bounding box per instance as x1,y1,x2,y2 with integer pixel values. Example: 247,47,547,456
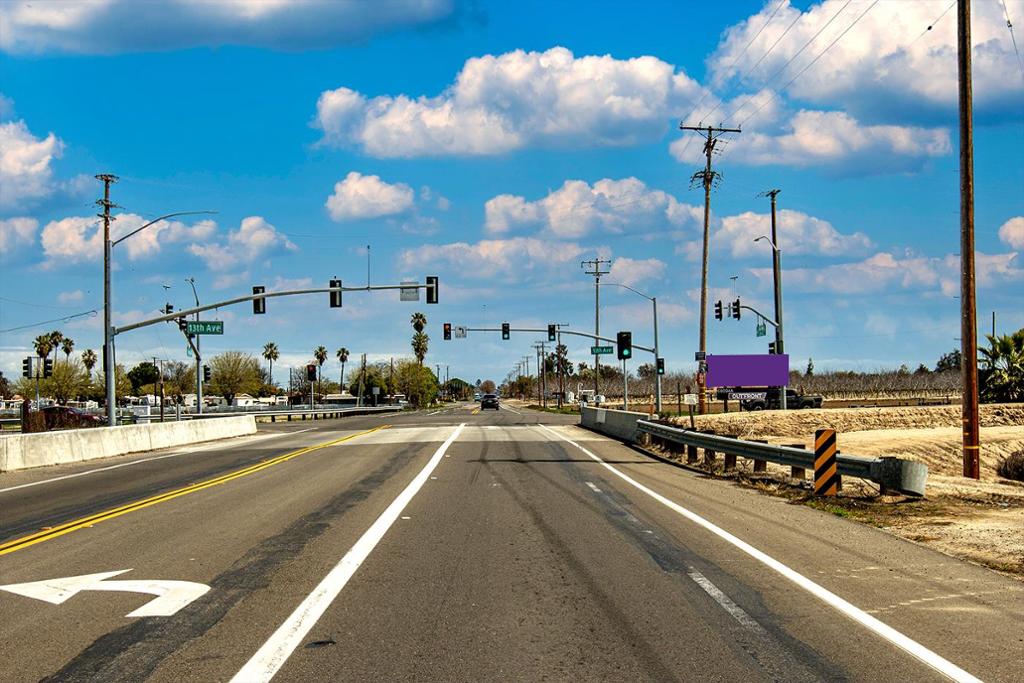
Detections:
706,354,790,387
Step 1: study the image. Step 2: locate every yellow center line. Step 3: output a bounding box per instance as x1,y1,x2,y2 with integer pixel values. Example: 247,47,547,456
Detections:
0,425,389,557
471,408,480,415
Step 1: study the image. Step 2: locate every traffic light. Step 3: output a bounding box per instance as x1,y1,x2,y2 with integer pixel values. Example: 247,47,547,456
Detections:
768,341,777,354
426,275,439,304
501,322,510,340
203,365,211,382
443,323,452,341
547,324,557,342
731,298,741,320
306,363,318,381
616,331,632,360
22,357,32,379
714,301,723,321
656,357,665,375
164,303,174,315
252,286,266,314
43,358,53,378
329,279,342,308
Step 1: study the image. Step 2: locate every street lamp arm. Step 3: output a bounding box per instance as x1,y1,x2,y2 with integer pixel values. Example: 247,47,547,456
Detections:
112,210,218,247
599,281,654,301
754,234,778,250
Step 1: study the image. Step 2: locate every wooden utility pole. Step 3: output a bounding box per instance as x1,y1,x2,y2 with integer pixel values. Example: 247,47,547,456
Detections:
581,258,611,400
679,124,740,414
958,0,980,479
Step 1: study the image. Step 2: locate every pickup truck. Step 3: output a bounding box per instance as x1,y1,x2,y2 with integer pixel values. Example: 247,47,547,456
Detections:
740,388,823,411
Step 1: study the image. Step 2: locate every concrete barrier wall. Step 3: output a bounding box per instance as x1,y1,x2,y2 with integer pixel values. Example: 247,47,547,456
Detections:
0,416,257,473
581,406,654,443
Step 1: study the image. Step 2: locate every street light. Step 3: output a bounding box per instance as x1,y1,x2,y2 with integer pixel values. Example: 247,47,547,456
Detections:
104,210,216,425
754,233,786,410
600,282,662,413
186,277,202,415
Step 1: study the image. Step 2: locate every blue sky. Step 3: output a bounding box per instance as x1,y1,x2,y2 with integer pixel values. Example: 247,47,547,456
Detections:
1,0,1022,387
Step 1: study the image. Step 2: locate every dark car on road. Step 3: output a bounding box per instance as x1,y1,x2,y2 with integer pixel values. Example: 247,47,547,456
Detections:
41,405,104,430
481,394,500,410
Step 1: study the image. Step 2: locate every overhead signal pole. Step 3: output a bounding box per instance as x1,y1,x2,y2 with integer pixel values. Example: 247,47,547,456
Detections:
679,123,741,414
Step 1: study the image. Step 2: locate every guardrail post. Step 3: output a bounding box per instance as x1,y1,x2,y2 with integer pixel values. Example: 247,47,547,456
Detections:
686,443,698,464
786,444,806,480
814,429,839,496
702,430,717,470
752,439,768,473
723,435,738,471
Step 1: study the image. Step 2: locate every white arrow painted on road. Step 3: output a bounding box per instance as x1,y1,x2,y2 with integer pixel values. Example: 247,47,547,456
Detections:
0,569,210,617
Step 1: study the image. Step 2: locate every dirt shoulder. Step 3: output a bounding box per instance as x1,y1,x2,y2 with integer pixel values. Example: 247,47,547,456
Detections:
653,403,1024,579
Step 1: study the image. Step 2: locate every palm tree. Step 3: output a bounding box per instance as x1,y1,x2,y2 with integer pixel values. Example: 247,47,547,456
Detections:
314,345,328,396
262,342,279,387
82,349,97,375
411,312,427,333
33,334,54,361
336,347,349,391
412,332,429,365
61,336,75,364
48,330,64,354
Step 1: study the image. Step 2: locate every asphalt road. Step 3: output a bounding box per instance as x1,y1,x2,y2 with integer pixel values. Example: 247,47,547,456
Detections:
1,404,1021,682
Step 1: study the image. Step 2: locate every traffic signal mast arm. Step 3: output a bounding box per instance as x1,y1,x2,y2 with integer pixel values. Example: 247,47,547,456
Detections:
464,326,656,355
739,304,779,328
113,281,436,336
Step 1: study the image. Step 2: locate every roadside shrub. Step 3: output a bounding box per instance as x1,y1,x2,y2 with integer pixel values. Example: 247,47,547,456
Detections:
996,450,1024,482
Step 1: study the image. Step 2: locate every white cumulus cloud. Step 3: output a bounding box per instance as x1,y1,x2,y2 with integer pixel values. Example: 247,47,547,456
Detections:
325,172,415,222
0,120,62,210
0,0,455,54
316,46,705,157
716,208,874,258
484,177,702,238
400,237,604,283
40,212,217,263
188,216,296,270
999,216,1024,249
0,216,38,253
608,257,666,287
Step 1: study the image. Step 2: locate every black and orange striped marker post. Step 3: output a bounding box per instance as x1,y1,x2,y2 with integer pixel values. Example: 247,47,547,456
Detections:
814,429,839,496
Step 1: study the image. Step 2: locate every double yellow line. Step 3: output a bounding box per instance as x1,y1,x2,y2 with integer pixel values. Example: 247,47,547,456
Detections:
0,425,388,557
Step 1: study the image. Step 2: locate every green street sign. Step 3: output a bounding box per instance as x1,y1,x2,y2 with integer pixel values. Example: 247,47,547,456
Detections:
591,345,613,355
756,320,767,337
187,320,224,335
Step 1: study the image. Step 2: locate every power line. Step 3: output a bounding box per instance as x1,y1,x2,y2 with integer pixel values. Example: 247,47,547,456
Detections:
908,0,957,48
1000,0,1024,79
0,310,98,334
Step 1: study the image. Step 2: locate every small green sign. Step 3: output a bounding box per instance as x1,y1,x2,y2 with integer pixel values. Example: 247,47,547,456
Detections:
187,320,224,335
756,320,767,337
591,345,613,355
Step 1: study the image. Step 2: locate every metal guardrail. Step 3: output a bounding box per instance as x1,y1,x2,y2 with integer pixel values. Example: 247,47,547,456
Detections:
636,420,927,497
191,406,402,422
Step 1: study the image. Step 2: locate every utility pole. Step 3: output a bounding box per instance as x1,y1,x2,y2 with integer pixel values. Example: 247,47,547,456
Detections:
186,277,202,415
581,257,611,401
760,189,787,411
958,0,980,479
97,173,119,426
679,124,740,414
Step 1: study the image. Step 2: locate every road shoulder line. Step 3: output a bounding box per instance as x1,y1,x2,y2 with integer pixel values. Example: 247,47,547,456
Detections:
537,424,980,683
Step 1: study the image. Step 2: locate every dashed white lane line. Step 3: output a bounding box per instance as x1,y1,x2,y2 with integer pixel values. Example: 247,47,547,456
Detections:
686,567,765,632
0,428,316,495
585,481,602,493
537,424,981,683
498,404,522,415
230,423,466,683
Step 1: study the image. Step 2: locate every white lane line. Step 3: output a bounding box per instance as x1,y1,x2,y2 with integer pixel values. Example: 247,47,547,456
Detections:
499,404,521,415
686,567,765,632
231,422,466,683
537,424,981,683
0,428,316,495
585,481,602,493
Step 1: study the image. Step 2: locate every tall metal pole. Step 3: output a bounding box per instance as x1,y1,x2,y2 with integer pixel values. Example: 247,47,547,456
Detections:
958,0,980,479
582,258,610,401
187,277,202,415
622,357,628,410
652,296,661,413
767,189,787,411
98,173,118,426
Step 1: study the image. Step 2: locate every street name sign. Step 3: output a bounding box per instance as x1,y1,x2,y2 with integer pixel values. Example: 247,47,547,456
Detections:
454,325,467,339
400,280,419,302
186,321,223,335
591,345,613,355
